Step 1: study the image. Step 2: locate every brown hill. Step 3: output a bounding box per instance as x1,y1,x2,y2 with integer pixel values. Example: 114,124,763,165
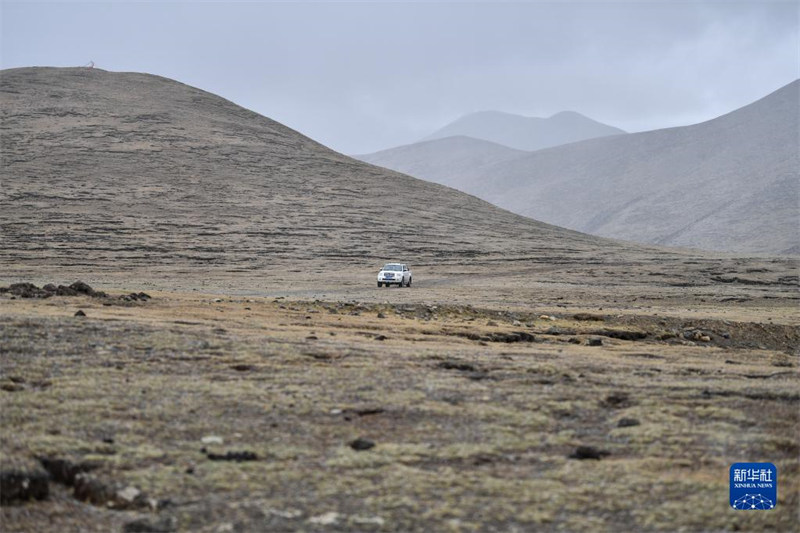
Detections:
0,67,794,300
0,67,601,280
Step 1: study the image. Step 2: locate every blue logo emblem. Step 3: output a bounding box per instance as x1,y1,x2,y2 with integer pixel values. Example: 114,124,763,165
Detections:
730,463,777,510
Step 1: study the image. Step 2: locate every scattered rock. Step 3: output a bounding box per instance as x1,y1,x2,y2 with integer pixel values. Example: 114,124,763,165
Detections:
617,418,641,428
374,335,388,341
586,338,603,346
568,446,610,460
115,485,143,507
74,310,86,317
205,451,258,462
486,320,498,327
308,512,340,525
469,453,496,466
683,329,714,343
352,515,386,526
377,312,386,319
69,281,95,295
39,457,150,510
0,281,149,302
622,352,664,360
123,517,177,533
0,469,49,504
592,329,647,341
349,407,385,417
4,282,50,298
573,313,604,321
349,437,375,451
230,364,253,372
602,392,632,408
122,292,151,302
1,383,24,392
437,361,477,372
73,473,110,505
39,457,99,486
265,507,303,519
304,351,337,361
545,327,576,336
487,331,536,343
68,283,102,297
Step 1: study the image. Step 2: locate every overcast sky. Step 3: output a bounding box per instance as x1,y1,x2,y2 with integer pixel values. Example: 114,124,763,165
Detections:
2,1,798,154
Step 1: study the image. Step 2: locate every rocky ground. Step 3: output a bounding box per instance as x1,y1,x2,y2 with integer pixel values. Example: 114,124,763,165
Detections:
1,280,797,532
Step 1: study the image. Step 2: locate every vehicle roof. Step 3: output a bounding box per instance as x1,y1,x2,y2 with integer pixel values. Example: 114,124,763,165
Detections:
383,263,405,267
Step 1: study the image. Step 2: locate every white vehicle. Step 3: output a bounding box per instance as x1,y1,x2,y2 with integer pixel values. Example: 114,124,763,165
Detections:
377,263,412,288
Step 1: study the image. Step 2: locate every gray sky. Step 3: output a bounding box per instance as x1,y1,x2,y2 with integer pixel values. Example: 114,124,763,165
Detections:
2,1,798,154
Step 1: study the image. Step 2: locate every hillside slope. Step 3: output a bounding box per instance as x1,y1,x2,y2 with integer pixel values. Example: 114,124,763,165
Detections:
482,80,800,254
422,110,626,151
362,82,799,254
0,67,626,286
356,136,527,190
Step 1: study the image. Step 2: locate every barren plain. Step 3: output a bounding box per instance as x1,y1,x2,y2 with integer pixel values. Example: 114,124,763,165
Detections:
1,67,798,532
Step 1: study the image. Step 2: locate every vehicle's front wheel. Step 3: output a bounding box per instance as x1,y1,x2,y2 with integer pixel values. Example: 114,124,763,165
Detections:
377,282,382,287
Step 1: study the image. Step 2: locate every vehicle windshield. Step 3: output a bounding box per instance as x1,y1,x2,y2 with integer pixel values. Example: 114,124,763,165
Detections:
382,264,403,271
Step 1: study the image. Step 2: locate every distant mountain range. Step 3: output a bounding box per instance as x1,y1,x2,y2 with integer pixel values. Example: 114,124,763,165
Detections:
357,136,527,189
358,81,799,254
421,110,626,151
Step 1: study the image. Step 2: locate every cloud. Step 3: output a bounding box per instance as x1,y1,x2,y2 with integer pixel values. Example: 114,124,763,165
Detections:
2,1,797,153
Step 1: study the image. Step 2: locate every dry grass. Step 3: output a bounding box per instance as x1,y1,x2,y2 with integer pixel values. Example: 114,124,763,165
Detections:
2,292,797,532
